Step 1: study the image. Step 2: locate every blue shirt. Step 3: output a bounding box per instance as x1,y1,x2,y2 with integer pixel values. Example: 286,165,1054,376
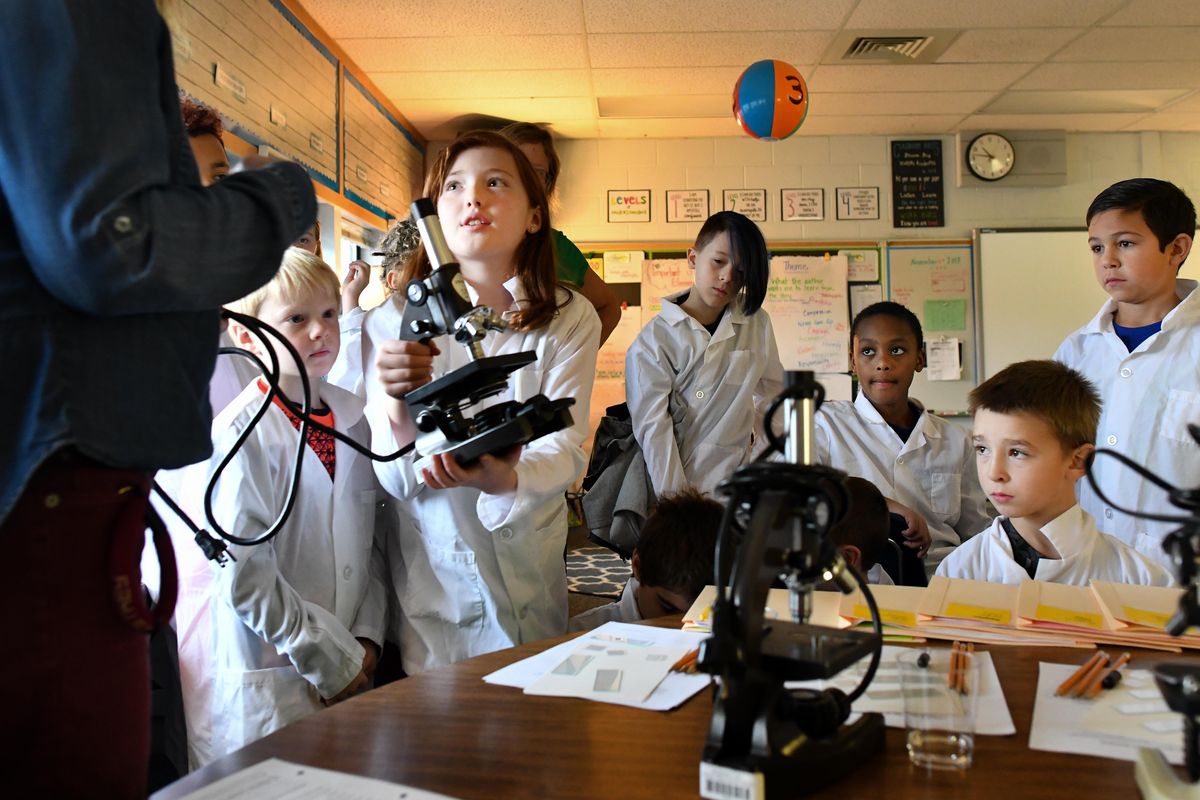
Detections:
0,0,317,524
1112,319,1162,352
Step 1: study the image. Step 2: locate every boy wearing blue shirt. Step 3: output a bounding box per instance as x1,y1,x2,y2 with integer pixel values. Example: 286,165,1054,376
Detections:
1053,179,1199,568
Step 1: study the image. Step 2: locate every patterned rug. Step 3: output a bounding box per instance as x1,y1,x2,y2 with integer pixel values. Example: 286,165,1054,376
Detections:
566,545,630,598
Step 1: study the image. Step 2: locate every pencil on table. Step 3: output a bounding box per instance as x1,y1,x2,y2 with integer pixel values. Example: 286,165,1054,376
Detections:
1070,651,1111,698
947,641,963,691
670,648,699,673
1085,652,1131,699
1055,651,1105,696
959,642,975,695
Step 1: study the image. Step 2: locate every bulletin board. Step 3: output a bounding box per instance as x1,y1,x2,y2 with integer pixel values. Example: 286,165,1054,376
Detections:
886,241,976,414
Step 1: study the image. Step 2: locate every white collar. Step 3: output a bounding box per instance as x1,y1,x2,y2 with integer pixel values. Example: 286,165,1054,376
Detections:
463,273,524,311
1035,504,1092,560
851,390,934,436
1083,278,1199,335
657,288,748,331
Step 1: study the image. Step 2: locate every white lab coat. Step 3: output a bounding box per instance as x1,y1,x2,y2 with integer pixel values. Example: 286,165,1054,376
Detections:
362,280,600,674
1053,278,1200,569
201,380,388,762
935,505,1174,586
568,578,642,632
328,306,366,397
813,392,993,568
625,292,784,497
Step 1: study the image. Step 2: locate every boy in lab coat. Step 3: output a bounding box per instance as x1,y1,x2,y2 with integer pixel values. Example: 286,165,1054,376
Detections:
936,360,1171,586
196,247,387,762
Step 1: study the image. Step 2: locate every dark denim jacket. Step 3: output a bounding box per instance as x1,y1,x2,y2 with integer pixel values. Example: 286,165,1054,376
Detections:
0,1,317,523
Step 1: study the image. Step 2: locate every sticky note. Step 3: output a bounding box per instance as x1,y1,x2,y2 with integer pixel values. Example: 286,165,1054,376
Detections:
1034,604,1104,630
945,602,1012,626
924,299,966,332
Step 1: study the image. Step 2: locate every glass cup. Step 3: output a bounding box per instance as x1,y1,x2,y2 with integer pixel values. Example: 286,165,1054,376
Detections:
897,648,980,770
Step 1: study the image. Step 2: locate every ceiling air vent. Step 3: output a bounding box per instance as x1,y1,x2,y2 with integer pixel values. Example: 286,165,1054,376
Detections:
824,30,960,65
845,36,932,61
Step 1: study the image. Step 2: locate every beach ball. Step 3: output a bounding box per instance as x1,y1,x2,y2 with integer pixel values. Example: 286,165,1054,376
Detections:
733,59,809,141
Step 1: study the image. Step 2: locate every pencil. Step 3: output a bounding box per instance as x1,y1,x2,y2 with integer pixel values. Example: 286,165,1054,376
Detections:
1055,651,1105,696
947,641,963,691
1085,652,1131,699
959,642,975,695
670,648,699,673
1070,651,1111,698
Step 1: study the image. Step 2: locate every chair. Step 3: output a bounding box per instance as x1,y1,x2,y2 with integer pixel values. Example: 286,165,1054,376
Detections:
876,512,928,587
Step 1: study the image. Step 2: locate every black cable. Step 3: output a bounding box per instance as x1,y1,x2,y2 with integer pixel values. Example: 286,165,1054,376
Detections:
842,561,883,704
153,310,414,553
1086,448,1195,525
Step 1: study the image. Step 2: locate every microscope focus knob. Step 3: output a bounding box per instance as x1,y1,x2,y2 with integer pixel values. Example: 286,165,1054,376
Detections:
406,281,429,305
414,411,439,433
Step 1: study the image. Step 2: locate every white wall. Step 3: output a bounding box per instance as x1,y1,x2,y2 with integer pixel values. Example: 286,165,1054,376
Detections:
551,132,1200,244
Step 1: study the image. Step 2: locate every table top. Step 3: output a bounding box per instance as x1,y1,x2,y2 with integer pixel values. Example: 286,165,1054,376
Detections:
156,623,1194,800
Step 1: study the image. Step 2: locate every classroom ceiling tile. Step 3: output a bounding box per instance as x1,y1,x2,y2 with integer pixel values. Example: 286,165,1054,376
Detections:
936,28,1085,63
844,0,1124,28
586,31,834,69
809,63,1035,93
395,97,596,121
813,91,996,116
581,0,853,33
1161,92,1200,113
1126,112,1200,130
1013,61,1200,91
983,89,1192,114
300,0,585,37
372,70,592,100
1052,27,1200,61
596,117,745,138
597,95,728,119
1102,0,1200,27
962,112,1153,130
799,115,966,136
297,0,1200,138
339,35,589,72
592,67,750,96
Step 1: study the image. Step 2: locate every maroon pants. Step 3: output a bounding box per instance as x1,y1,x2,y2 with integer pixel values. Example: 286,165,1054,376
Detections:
0,455,154,798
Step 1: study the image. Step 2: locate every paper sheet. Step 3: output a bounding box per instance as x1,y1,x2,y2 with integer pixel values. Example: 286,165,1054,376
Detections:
603,250,644,284
925,338,961,381
176,758,459,799
1029,663,1183,765
849,283,883,321
785,645,1016,736
483,622,711,711
525,636,683,704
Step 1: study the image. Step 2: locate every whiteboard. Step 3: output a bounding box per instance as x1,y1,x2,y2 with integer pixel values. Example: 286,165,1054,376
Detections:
977,228,1200,380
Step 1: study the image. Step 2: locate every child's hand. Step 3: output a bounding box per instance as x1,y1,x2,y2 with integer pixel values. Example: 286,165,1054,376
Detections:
375,339,441,398
341,260,371,313
422,447,521,496
886,498,932,558
322,669,368,706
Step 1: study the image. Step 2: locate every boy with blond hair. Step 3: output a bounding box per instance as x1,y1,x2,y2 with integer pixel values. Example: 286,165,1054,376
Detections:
1054,178,1199,568
937,360,1171,586
193,247,387,762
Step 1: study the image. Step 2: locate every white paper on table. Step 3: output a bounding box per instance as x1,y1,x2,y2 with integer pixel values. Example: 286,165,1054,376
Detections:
483,621,711,711
785,645,1016,735
925,338,961,381
526,639,681,704
176,758,460,799
1029,663,1183,765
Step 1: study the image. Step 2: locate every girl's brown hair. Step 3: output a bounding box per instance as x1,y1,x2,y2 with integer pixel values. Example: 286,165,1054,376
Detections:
402,130,565,331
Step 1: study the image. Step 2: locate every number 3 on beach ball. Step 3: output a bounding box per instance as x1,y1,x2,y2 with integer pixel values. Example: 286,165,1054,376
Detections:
733,59,809,141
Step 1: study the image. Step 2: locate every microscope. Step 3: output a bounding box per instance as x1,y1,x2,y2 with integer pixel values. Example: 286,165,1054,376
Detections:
1115,424,1200,799
399,198,576,468
698,372,885,799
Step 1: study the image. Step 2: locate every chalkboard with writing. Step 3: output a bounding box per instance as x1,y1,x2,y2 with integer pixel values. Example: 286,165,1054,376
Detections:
891,140,944,228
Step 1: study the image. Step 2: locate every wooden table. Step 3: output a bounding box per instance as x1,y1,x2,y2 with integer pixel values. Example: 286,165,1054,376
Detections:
156,627,1194,799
